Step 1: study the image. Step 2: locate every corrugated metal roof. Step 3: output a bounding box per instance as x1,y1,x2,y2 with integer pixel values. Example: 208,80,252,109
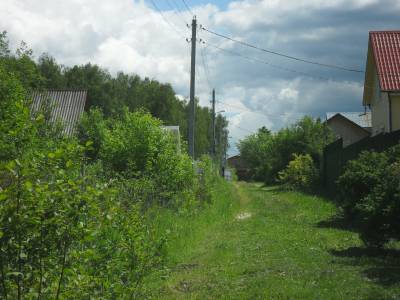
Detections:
30,90,87,136
326,112,372,128
370,31,400,91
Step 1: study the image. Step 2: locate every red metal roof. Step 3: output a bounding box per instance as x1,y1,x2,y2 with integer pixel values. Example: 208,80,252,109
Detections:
370,31,400,91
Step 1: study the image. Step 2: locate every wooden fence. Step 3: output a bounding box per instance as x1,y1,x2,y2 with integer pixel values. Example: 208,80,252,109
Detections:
323,130,400,192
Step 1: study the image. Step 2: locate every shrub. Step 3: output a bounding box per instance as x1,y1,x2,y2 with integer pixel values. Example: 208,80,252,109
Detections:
337,145,400,247
336,150,388,218
278,153,318,191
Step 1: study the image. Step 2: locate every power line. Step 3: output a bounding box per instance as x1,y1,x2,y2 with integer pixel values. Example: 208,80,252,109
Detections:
165,0,190,26
201,26,365,73
170,0,192,21
231,124,256,134
181,0,195,16
203,40,331,81
199,43,212,91
217,100,289,119
149,0,187,39
207,40,392,96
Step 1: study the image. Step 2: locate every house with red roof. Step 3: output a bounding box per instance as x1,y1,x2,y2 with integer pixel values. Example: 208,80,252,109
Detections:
363,31,400,136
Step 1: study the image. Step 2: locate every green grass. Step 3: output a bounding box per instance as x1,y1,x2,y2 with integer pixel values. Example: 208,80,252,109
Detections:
146,181,400,299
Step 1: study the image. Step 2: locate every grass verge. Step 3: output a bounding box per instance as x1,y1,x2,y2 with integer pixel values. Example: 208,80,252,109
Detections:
144,182,400,299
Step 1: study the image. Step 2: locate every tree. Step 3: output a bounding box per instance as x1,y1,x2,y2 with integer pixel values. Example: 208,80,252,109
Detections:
238,116,333,183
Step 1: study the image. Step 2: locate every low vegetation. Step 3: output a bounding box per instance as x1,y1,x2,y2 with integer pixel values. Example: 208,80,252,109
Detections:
337,145,400,248
0,35,227,298
151,182,400,299
278,153,318,191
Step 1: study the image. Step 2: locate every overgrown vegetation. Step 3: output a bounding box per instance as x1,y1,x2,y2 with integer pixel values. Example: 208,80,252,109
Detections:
238,117,333,184
0,32,227,298
278,153,318,191
154,182,400,299
0,31,228,160
337,145,400,248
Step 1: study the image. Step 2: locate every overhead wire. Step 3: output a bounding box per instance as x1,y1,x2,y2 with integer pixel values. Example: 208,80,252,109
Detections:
201,26,365,73
199,42,213,91
203,40,331,81
181,0,195,16
149,0,187,39
165,0,190,26
231,124,257,134
217,100,288,118
170,0,192,21
202,39,384,95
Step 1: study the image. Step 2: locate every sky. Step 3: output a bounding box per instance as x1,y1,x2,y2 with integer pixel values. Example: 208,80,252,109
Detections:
1,0,400,155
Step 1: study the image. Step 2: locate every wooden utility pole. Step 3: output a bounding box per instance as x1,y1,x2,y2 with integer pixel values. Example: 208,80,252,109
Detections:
212,88,216,157
188,16,197,159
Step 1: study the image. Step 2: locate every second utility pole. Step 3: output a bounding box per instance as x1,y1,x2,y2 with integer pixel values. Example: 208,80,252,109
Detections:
188,16,197,159
212,88,216,157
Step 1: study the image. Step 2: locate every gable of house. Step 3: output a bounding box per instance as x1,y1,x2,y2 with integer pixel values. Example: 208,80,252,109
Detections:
326,112,371,147
362,31,400,135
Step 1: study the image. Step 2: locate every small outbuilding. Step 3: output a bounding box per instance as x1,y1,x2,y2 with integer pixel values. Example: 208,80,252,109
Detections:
227,155,250,180
30,90,87,136
326,112,371,147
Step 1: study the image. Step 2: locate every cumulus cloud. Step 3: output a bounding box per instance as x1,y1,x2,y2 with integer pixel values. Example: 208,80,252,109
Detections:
0,0,399,155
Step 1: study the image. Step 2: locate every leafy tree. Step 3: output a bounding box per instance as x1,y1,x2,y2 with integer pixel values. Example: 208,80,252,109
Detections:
38,54,66,89
238,117,333,183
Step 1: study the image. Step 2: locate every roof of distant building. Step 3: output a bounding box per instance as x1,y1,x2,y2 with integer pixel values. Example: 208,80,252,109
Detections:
30,90,87,136
369,31,400,91
326,112,372,128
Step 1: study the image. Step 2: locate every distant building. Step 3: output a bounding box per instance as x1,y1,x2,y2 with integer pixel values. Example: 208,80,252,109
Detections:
363,31,400,136
30,90,87,136
162,125,181,152
227,155,250,180
326,112,371,147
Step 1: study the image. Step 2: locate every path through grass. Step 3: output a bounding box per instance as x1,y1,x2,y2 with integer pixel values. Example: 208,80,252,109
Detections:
155,182,400,299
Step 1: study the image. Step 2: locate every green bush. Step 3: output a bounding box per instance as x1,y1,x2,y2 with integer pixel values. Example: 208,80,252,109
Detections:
238,118,333,184
337,145,400,247
278,153,318,191
337,150,389,218
0,54,224,297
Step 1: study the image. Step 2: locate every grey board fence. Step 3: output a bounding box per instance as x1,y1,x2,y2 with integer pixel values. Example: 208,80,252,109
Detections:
323,130,400,192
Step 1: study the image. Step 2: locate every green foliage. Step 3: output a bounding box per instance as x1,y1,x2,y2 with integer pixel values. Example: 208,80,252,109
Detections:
0,31,230,298
238,117,333,184
278,154,318,191
77,108,107,161
337,150,388,217
0,31,229,160
0,65,33,161
337,145,400,247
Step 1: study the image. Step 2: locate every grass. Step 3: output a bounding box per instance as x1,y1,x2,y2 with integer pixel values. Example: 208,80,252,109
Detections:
145,181,400,299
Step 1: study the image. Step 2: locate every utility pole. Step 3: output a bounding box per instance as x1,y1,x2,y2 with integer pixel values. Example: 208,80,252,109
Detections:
188,16,197,159
212,88,216,158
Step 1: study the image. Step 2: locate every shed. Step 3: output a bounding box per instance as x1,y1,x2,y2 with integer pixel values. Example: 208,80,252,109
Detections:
29,90,87,137
326,112,371,147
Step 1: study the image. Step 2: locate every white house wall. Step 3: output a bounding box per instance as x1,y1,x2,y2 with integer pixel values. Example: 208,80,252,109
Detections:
370,70,390,136
328,118,370,147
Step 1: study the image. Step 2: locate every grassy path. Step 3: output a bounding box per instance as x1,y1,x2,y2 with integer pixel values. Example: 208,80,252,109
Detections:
157,182,400,299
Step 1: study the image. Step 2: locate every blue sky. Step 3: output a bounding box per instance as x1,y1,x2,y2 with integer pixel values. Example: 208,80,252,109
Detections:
156,0,231,11
1,0,399,156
